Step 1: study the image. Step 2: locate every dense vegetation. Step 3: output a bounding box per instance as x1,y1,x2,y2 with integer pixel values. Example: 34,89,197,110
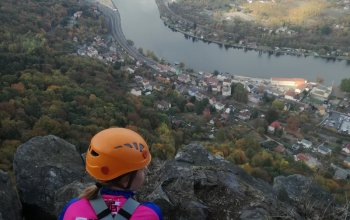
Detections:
341,78,350,92
0,0,169,171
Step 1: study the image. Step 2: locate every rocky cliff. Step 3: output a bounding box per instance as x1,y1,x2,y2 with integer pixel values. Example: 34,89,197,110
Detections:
2,135,345,219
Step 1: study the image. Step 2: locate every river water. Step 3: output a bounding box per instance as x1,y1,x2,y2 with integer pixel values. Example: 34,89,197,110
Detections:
113,0,349,85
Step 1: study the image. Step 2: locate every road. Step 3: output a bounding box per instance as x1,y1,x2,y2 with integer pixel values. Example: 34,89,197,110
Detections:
97,3,158,68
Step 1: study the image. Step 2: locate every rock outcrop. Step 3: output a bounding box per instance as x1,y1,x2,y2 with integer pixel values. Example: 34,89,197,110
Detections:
11,136,343,219
273,174,336,219
13,135,85,219
139,143,301,219
0,170,22,220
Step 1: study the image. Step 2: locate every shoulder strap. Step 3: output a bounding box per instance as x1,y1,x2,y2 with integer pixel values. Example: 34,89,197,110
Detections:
115,198,140,220
89,191,114,220
89,190,140,220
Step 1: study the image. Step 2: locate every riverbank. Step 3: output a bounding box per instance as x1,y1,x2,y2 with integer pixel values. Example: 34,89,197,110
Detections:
155,0,350,62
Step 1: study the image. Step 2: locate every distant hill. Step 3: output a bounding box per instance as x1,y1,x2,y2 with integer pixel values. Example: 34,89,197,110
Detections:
160,0,350,58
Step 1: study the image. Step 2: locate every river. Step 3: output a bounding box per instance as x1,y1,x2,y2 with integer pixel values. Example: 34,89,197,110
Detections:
113,0,349,86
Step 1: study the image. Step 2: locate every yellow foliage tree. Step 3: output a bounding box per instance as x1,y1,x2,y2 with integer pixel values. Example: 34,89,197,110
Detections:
151,123,176,159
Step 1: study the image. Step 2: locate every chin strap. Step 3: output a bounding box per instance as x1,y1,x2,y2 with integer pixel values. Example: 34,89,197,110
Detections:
89,189,140,220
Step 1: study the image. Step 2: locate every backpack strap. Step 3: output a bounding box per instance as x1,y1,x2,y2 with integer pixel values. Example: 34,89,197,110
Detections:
89,191,114,220
115,198,140,220
89,190,140,220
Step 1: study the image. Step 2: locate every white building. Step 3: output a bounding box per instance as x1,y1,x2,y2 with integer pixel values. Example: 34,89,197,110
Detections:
317,144,332,155
130,88,142,96
222,86,231,97
340,120,350,135
271,78,307,88
310,85,333,102
215,103,225,111
298,139,313,149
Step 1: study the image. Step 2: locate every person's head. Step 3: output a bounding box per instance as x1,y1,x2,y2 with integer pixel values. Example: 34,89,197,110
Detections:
80,128,151,198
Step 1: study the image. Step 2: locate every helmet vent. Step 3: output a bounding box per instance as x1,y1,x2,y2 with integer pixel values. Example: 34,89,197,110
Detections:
91,150,99,157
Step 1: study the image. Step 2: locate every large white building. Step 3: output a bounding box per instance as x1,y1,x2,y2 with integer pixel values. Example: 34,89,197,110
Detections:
310,85,333,102
271,77,307,88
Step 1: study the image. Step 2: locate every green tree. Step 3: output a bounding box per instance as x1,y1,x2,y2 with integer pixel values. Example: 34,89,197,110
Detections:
266,108,279,124
272,99,284,111
340,78,350,93
231,83,248,103
195,98,209,115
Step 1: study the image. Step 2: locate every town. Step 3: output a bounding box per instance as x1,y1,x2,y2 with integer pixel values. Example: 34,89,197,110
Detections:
72,7,350,182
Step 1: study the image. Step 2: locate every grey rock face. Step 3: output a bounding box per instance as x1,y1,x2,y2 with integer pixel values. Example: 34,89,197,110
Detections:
0,170,22,220
141,143,301,220
273,174,335,219
13,135,85,218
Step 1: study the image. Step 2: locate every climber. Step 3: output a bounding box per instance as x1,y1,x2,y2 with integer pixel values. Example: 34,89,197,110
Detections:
59,127,163,220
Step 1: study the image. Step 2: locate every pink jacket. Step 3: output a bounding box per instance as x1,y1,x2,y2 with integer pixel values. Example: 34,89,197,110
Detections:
60,189,162,220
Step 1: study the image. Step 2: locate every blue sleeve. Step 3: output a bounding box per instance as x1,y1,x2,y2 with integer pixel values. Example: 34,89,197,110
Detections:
142,202,163,220
58,198,79,220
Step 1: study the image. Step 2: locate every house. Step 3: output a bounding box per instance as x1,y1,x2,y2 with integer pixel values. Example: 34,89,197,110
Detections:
222,79,231,86
248,94,261,105
195,92,207,101
298,139,313,149
333,166,350,180
153,84,164,91
178,74,191,83
209,97,217,105
217,74,227,81
142,79,150,87
157,64,173,73
156,75,170,84
294,153,320,169
126,67,135,74
130,88,142,96
207,77,220,92
222,86,231,97
342,143,350,154
339,120,350,135
73,11,83,18
317,144,332,155
274,145,285,154
291,144,300,151
284,90,297,101
188,88,198,97
237,109,251,121
156,101,171,111
215,102,225,111
268,121,282,134
143,83,153,91
245,84,255,93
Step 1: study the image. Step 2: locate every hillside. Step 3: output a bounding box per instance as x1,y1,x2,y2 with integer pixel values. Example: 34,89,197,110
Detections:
0,0,169,171
158,0,350,58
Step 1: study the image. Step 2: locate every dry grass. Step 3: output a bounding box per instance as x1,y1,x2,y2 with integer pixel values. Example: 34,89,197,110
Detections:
242,0,330,26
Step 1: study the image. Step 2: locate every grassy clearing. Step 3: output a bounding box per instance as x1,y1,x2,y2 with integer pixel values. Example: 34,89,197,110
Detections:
242,0,330,26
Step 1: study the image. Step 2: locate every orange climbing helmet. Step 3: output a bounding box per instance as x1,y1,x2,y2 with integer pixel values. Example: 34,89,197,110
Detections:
86,127,151,181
